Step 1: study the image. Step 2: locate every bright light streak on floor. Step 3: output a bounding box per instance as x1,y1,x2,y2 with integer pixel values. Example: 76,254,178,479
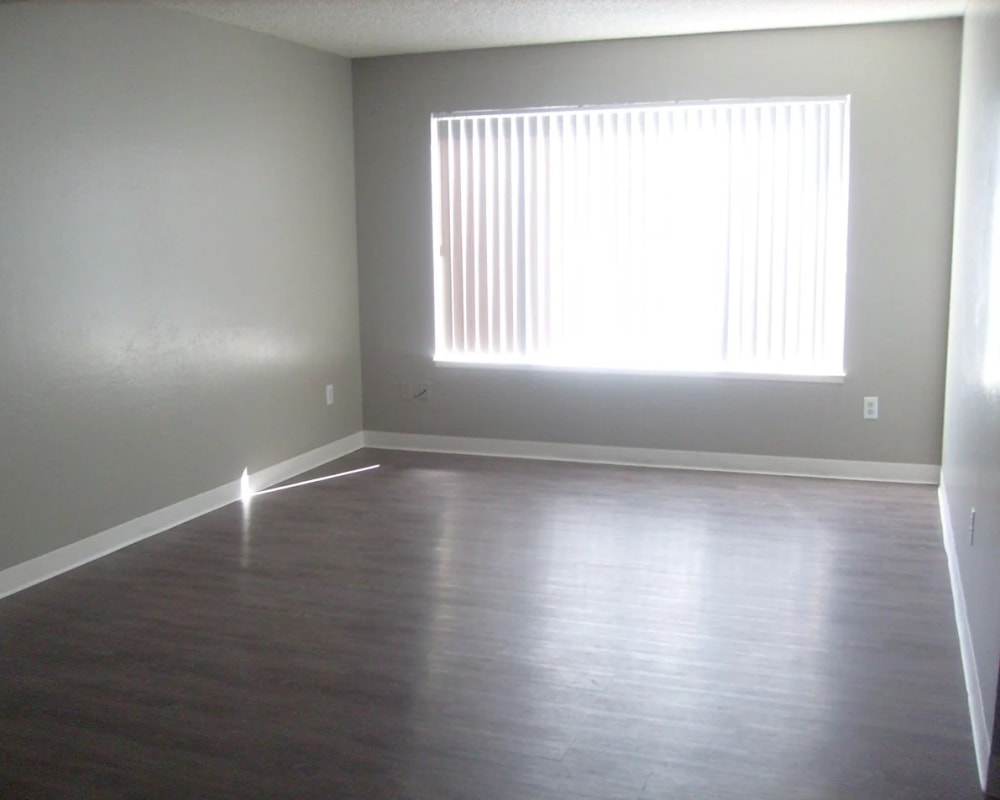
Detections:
245,464,379,500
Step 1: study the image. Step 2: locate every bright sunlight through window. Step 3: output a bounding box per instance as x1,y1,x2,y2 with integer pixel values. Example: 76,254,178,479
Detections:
431,97,850,377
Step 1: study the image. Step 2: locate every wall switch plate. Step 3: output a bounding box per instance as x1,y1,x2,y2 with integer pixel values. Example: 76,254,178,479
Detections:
863,396,878,420
325,384,334,405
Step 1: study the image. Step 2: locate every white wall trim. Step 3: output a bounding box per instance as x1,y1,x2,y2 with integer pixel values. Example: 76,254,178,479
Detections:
0,432,365,601
247,432,365,495
939,479,990,791
363,431,939,484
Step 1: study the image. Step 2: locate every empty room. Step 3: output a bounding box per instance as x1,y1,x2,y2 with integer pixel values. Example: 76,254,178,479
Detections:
1,0,999,797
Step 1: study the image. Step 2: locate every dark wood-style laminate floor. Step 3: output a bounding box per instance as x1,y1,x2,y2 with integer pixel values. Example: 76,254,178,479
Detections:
0,449,983,799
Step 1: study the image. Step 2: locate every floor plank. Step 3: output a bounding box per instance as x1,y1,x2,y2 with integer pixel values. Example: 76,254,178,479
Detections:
0,449,983,798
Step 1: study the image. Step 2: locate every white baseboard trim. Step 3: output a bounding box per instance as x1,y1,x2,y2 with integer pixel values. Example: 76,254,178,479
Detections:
248,432,365,495
363,431,939,484
0,432,365,601
939,480,990,791
0,479,239,602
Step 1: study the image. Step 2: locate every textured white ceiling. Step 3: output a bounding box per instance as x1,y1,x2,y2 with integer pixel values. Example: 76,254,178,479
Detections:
150,0,966,58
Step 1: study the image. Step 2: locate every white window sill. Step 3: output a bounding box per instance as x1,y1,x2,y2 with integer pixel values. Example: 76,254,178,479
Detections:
433,357,845,384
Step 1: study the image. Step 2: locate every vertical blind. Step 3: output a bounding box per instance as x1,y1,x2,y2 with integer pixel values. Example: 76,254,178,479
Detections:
431,98,850,375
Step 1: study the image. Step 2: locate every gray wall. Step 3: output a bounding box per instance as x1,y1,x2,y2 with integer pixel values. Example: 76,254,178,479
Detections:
941,0,1000,791
0,4,362,571
353,21,960,466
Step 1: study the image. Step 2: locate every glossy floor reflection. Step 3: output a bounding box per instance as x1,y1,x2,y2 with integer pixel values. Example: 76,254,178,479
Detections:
0,449,983,798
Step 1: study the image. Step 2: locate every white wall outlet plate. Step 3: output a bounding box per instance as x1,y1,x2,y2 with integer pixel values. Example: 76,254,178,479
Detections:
863,396,878,420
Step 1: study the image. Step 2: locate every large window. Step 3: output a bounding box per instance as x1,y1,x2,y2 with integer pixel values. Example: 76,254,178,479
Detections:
431,97,850,377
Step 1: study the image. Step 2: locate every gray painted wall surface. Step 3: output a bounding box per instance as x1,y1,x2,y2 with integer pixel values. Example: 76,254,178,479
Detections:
0,5,362,571
941,0,1000,791
353,21,960,466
